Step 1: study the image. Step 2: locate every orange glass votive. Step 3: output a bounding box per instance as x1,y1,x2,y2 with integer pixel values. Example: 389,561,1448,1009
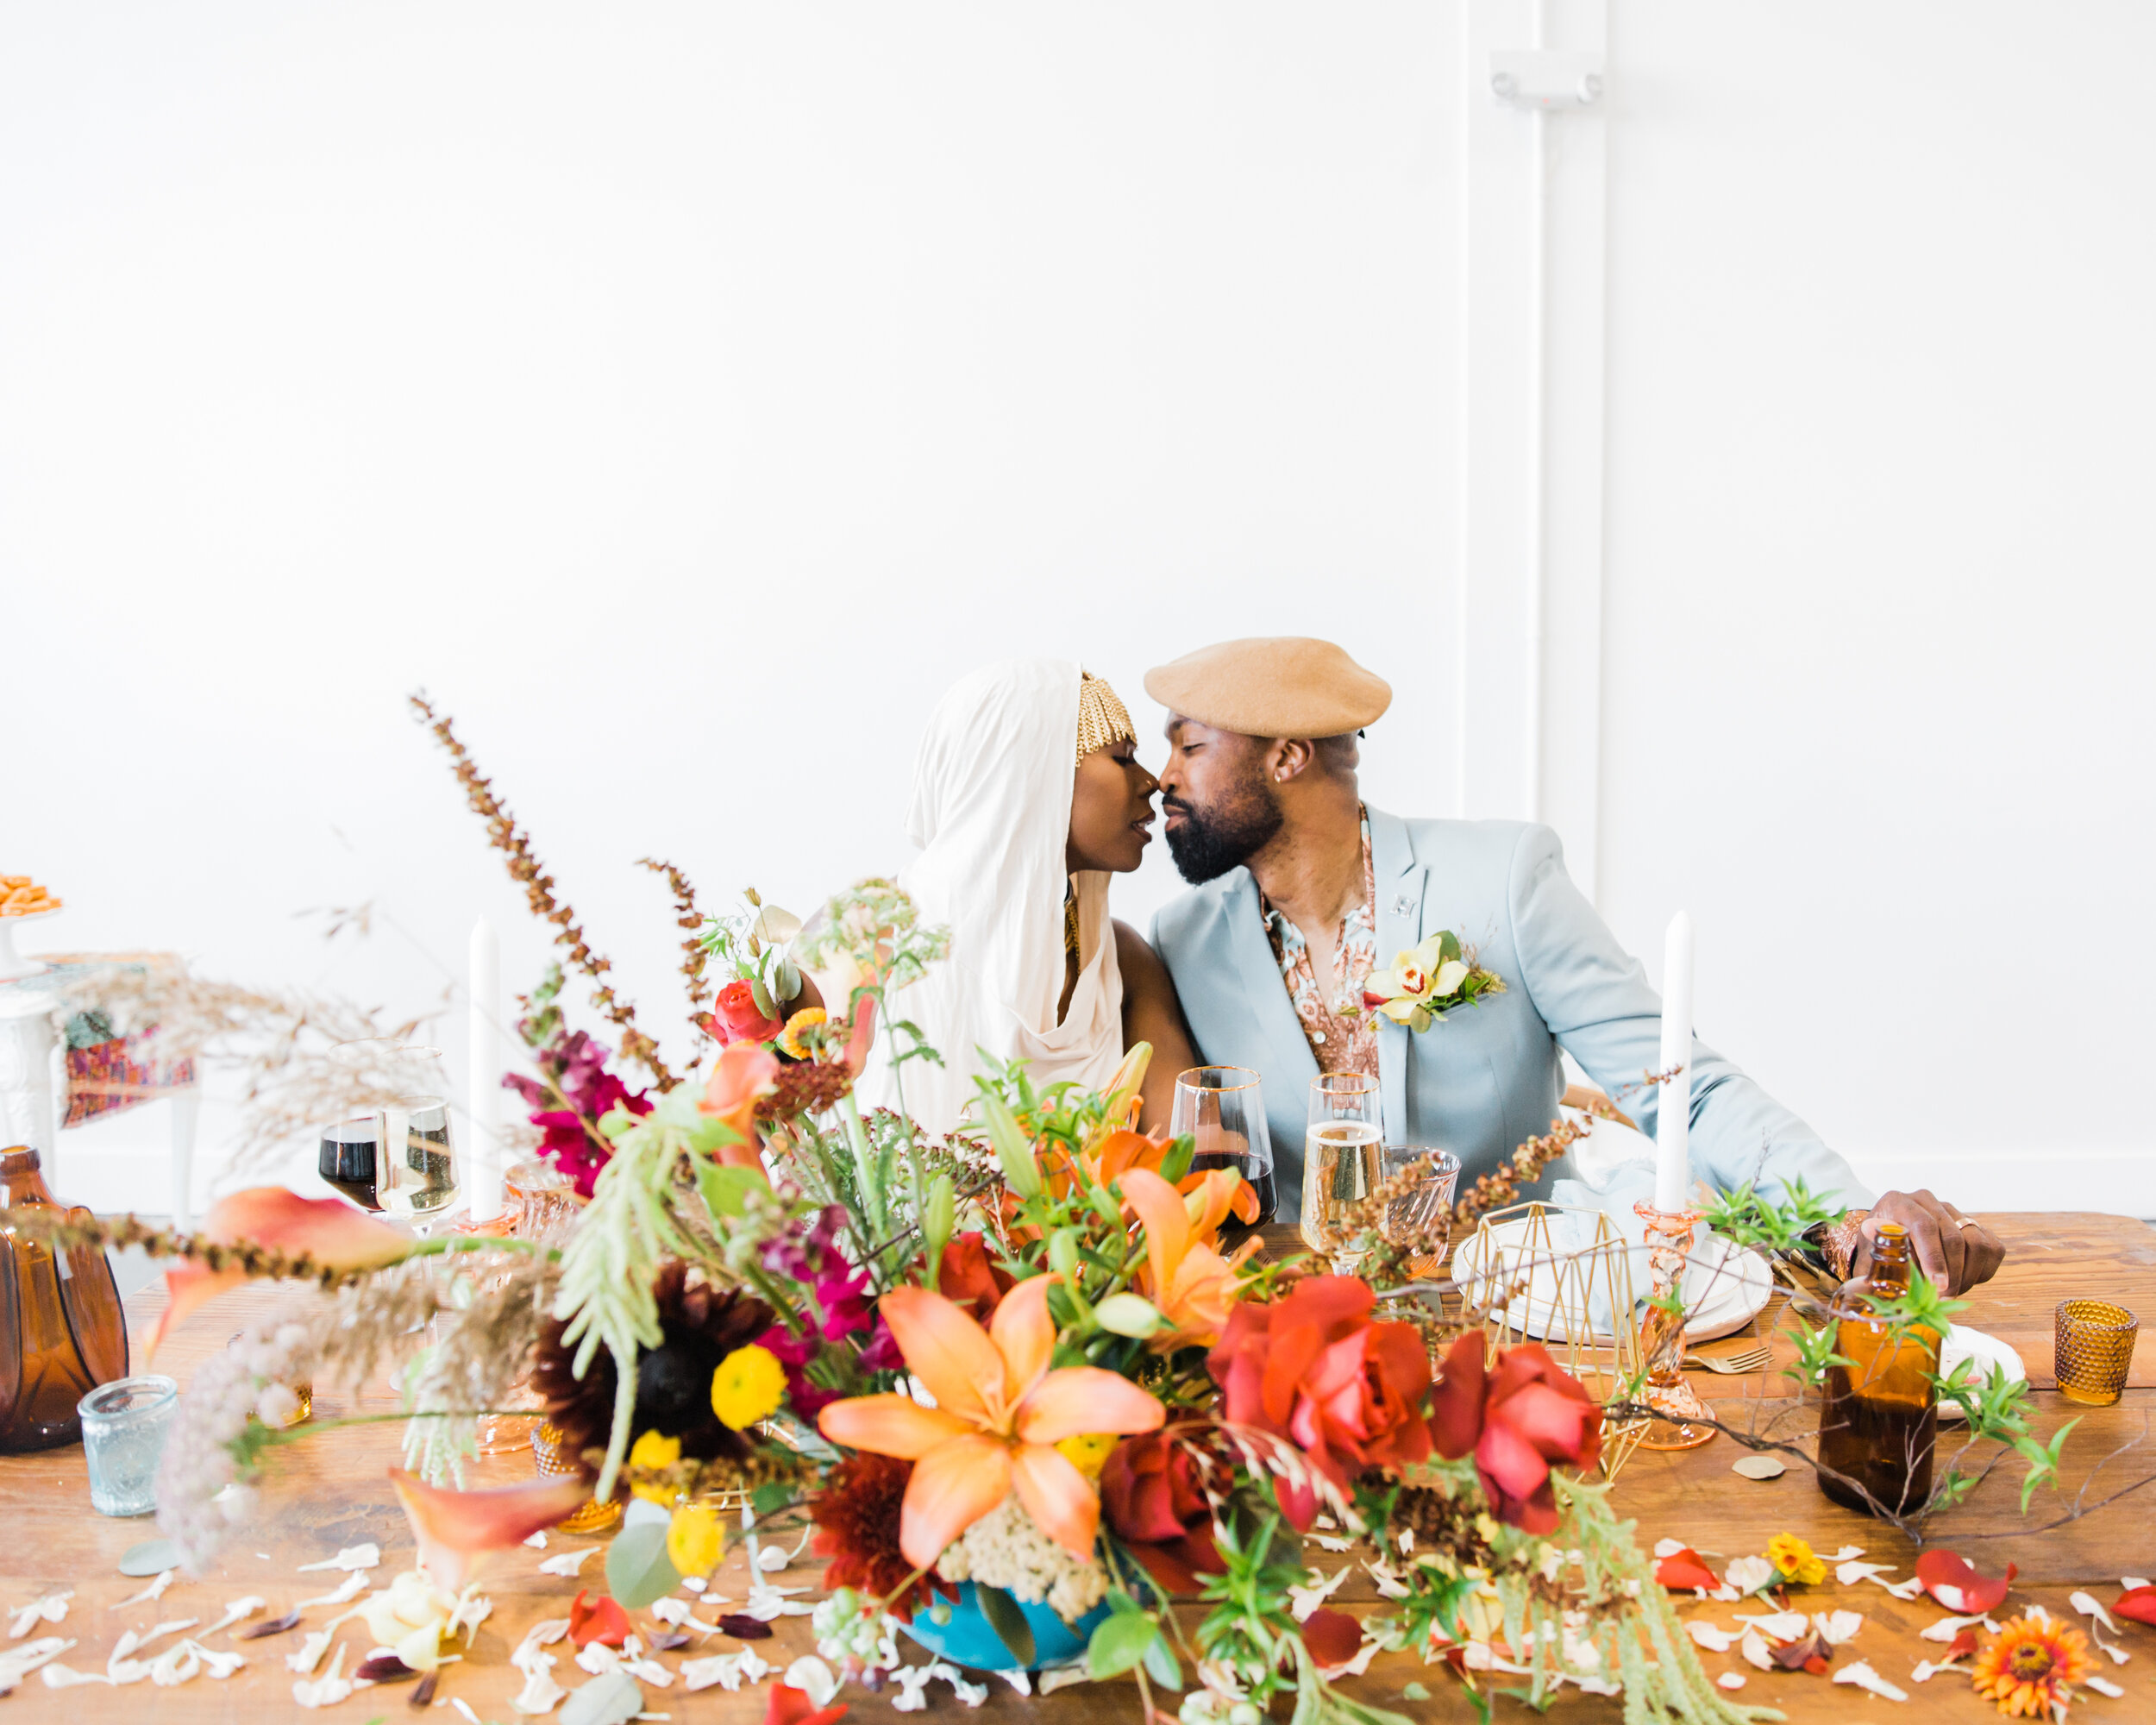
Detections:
533,1421,622,1534
2055,1299,2138,1407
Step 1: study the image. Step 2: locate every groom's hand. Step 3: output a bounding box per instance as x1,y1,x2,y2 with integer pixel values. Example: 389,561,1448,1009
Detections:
1855,1189,2005,1295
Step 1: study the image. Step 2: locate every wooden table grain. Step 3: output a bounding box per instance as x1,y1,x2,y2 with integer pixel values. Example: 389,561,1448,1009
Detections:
0,1214,2149,1721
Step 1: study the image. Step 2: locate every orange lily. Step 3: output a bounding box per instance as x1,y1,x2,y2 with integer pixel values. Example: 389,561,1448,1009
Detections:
153,1188,413,1358
388,1469,593,1592
1047,1128,1262,1225
1118,1168,1260,1352
817,1276,1164,1566
702,1042,780,1170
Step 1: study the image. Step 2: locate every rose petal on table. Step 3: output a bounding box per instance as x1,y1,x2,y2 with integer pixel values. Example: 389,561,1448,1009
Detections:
569,1590,632,1648
1656,1549,1723,1592
239,1609,304,1640
2115,1586,2156,1628
1914,1549,2015,1614
298,1545,381,1574
1832,1659,1908,1702
1769,1628,1832,1674
647,1631,692,1653
1301,1609,1363,1671
1685,1622,1738,1653
355,1654,420,1683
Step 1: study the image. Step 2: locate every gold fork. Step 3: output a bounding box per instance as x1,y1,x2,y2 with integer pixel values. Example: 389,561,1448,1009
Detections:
1682,1341,1773,1375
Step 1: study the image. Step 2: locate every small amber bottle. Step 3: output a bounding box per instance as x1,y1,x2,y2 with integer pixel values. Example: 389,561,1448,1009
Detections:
0,1146,131,1451
1815,1220,1940,1515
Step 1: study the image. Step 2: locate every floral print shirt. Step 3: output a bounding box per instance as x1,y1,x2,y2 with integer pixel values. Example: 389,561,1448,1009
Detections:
1260,809,1380,1078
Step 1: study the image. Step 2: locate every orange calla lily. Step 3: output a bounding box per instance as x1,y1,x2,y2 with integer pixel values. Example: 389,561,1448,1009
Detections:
817,1276,1164,1566
702,1042,780,1169
388,1469,592,1592
1118,1167,1259,1352
153,1187,414,1358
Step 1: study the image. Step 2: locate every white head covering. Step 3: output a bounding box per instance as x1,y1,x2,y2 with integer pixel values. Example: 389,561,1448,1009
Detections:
860,658,1125,1136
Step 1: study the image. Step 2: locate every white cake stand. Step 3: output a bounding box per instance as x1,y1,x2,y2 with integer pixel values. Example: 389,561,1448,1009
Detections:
0,907,58,983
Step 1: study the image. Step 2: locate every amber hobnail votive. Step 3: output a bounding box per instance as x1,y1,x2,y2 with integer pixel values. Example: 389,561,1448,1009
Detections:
533,1421,622,1534
2055,1300,2138,1407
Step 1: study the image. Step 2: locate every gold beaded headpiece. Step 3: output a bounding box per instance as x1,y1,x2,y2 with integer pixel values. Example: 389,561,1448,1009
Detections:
1075,672,1136,766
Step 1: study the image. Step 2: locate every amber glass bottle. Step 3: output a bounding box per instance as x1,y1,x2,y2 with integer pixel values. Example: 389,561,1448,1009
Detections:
1815,1221,1940,1515
0,1146,130,1450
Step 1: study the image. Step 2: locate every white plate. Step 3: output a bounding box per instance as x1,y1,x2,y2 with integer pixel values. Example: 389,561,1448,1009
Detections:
1936,1325,2026,1421
1451,1215,1774,1345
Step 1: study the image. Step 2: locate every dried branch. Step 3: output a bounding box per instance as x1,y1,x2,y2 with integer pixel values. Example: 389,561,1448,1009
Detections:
637,856,711,1055
410,691,676,1092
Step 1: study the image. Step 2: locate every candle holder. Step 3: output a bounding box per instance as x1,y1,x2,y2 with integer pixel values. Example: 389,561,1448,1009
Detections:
1633,1201,1716,1452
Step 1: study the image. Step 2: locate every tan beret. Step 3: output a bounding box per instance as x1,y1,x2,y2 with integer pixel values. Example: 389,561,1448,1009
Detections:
1143,637,1391,738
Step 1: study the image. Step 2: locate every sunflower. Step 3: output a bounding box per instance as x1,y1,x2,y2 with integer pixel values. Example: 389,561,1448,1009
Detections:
531,1260,773,1488
1971,1615,2097,1717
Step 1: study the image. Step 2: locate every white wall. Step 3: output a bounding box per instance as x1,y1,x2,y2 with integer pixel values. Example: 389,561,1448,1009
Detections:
3,4,2148,1214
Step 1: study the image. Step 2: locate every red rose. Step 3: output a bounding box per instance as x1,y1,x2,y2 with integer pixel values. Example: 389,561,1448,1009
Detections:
1426,1334,1601,1534
936,1233,1014,1322
567,1589,630,1647
1207,1275,1432,1529
711,980,786,1045
1100,1428,1222,1593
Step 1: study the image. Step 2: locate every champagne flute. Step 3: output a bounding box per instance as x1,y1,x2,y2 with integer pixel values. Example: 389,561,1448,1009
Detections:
1301,1072,1383,1272
1169,1067,1276,1226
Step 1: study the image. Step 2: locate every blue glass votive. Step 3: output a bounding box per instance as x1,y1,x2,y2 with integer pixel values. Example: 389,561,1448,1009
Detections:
79,1374,178,1516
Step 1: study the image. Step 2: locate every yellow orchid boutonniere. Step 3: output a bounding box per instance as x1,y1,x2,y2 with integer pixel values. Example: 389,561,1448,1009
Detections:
1362,930,1504,1033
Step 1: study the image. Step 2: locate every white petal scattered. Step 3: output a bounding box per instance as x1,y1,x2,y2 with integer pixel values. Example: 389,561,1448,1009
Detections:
296,1573,367,1609
1739,1627,1774,1672
1652,1538,1688,1559
1919,1610,1995,1642
450,1593,494,1643
757,1529,814,1575
1722,1556,1775,1596
1911,1660,1956,1683
149,1640,203,1687
517,1619,573,1656
680,1648,771,1692
0,1637,74,1687
1000,1669,1031,1696
1733,1610,1809,1640
1827,1546,1865,1562
1833,1659,1908,1703
2100,1639,2131,1666
2028,1603,2054,1625
1715,1672,1746,1691
929,1661,987,1708
1288,1567,1351,1623
539,1548,599,1578
524,1532,548,1550
1038,1665,1091,1696
648,1599,721,1637
40,1664,113,1688
191,1641,247,1680
291,1643,353,1708
2072,1591,2122,1634
1814,1610,1865,1646
200,1597,266,1638
743,1583,816,1621
1319,1639,1380,1678
116,1572,175,1608
1308,1533,1352,1552
577,1642,623,1678
785,1657,838,1707
1686,1622,1738,1653
2125,1577,2152,1591
298,1545,380,1574
2087,1674,2126,1698
511,1652,567,1716
287,1629,335,1675
1363,1559,1412,1601
680,1578,705,1595
10,1592,72,1638
450,1698,484,1724
1839,1560,1896,1587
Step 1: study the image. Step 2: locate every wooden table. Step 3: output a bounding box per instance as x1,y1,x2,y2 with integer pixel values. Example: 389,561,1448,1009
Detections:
2,1214,2150,1721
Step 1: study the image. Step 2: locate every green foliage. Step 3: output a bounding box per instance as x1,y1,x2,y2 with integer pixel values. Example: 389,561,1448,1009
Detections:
1194,1515,1305,1708
974,1583,1035,1668
1929,1357,2078,1513
696,891,803,1019
605,1519,682,1609
1700,1176,1846,1254
1780,1316,1855,1391
1087,1597,1163,1678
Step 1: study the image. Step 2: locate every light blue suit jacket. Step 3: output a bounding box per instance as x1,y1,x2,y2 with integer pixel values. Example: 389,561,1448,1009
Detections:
1150,807,1871,1221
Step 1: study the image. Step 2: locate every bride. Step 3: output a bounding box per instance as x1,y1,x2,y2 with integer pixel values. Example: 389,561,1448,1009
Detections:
856,658,1198,1136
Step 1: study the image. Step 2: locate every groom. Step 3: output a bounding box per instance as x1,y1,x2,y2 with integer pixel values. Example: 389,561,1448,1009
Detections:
1144,637,2006,1295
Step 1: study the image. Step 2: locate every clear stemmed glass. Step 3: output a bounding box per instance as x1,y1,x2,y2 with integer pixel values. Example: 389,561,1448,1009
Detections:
1300,1072,1384,1272
1169,1067,1276,1227
317,1097,460,1236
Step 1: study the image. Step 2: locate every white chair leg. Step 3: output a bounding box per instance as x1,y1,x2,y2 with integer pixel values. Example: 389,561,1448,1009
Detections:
169,1088,200,1231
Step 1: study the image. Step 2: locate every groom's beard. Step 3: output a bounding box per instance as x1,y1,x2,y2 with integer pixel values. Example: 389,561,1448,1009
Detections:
1163,780,1284,883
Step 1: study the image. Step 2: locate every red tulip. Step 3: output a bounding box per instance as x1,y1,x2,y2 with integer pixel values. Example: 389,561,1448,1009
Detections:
568,1590,632,1647
1914,1549,2017,1615
1207,1276,1431,1529
765,1682,849,1725
2117,1586,2156,1628
711,981,787,1045
1100,1428,1222,1593
154,1187,413,1358
1426,1333,1601,1534
388,1470,592,1593
1654,1547,1722,1592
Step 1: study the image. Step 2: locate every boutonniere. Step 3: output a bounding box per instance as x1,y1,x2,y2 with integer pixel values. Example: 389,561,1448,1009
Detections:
1362,931,1504,1032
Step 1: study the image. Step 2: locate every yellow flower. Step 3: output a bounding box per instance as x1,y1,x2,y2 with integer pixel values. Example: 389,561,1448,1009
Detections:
627,1429,682,1505
1971,1615,2097,1717
667,1503,724,1577
710,1343,787,1431
1055,1433,1118,1479
1765,1534,1827,1587
777,1007,828,1060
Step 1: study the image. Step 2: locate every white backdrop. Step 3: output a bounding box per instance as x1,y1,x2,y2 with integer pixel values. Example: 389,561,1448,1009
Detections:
4,3,2150,1214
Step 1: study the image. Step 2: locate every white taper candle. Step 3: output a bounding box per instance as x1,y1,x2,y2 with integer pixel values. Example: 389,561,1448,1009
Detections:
469,918,503,1222
1653,911,1694,1213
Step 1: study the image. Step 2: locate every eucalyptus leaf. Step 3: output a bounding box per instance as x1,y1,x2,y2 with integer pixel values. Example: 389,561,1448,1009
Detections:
975,1583,1036,1669
1141,1631,1183,1690
605,1521,681,1610
561,1670,646,1725
1086,1609,1156,1678
749,978,776,1020
119,1539,180,1578
774,957,801,1002
752,1480,795,1517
